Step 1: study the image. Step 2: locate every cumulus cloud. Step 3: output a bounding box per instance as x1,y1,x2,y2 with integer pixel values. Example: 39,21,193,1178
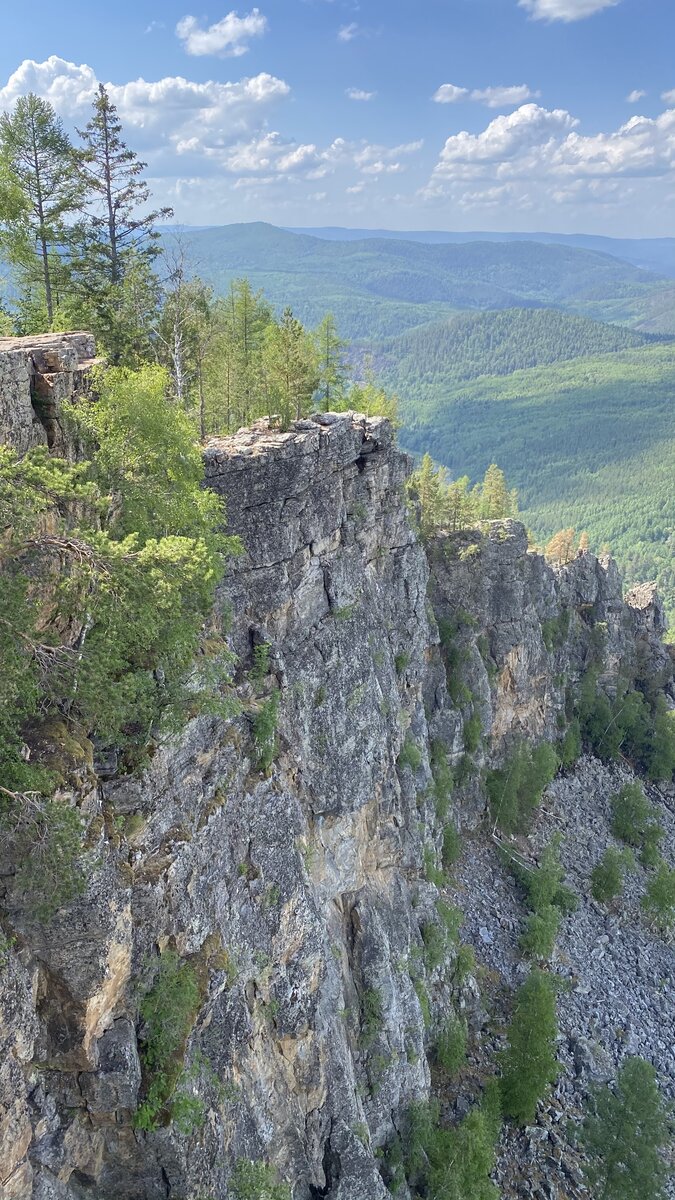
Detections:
519,0,620,20
626,89,646,103
434,83,539,108
662,88,675,105
176,10,267,57
430,103,675,186
346,88,376,101
433,84,469,103
0,56,290,168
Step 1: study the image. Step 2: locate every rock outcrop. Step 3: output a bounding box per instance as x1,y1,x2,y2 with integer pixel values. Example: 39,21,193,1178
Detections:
0,349,673,1199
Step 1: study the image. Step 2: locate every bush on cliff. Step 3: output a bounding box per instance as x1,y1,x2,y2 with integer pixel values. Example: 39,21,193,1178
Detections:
486,741,558,834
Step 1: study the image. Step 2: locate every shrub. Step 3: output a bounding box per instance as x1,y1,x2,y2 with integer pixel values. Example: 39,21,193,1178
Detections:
436,1014,468,1076
579,1058,672,1200
422,921,449,973
641,862,675,932
230,1159,291,1200
610,783,664,866
395,651,410,676
398,736,422,773
500,970,559,1125
463,712,483,754
250,643,271,682
360,988,384,1048
423,845,445,886
486,741,558,834
402,1088,500,1200
252,692,280,770
578,673,675,780
134,951,202,1131
591,847,634,903
442,823,462,870
519,905,560,960
559,719,581,769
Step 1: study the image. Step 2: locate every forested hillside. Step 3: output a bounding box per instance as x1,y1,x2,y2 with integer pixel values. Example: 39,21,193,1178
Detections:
374,308,662,395
162,223,674,340
400,344,675,624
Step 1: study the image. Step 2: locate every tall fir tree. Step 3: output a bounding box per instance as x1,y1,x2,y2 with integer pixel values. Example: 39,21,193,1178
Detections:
0,93,81,326
73,84,172,360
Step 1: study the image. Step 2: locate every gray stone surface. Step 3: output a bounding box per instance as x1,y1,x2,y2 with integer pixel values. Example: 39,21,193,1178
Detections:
0,360,673,1199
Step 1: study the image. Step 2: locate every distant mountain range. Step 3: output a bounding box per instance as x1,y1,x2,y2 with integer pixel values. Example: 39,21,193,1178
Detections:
286,227,675,280
163,222,675,341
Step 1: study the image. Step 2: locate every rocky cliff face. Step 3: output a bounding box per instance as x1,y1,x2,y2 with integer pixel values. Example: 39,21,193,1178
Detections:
0,351,673,1200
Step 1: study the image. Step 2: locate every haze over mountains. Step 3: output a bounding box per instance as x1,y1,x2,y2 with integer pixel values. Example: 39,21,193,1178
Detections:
168,221,675,622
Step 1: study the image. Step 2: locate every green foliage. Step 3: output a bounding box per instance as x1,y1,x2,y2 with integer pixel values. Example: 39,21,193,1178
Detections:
230,1159,292,1200
360,988,385,1048
463,712,483,754
135,951,202,1132
559,718,582,769
486,741,558,834
394,651,410,675
262,305,320,427
519,906,561,960
402,1085,500,1200
0,792,85,920
641,862,675,932
252,692,280,771
398,736,422,773
422,921,450,973
500,970,559,1124
504,835,575,960
579,1057,673,1200
610,783,664,866
435,1013,468,1076
423,846,445,887
579,676,675,778
408,454,517,542
442,823,462,871
250,643,271,683
591,847,635,903
542,608,571,652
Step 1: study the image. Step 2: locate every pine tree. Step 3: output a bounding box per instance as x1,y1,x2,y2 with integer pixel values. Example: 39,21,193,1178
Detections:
227,279,274,428
0,93,81,325
315,313,347,409
579,1058,672,1200
412,453,447,541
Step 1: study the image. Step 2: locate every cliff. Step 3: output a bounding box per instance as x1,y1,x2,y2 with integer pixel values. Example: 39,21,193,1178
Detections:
0,344,673,1199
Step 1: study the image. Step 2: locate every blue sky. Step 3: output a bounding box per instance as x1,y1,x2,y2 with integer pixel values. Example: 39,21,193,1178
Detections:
1,0,674,234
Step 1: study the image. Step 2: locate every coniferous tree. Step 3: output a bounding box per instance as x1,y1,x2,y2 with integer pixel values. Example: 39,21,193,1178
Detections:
0,94,81,326
315,312,347,409
262,307,319,428
72,84,172,360
579,1058,672,1200
500,969,559,1124
480,463,515,520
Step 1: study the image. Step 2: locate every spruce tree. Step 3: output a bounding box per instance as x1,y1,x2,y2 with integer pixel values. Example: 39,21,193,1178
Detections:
0,93,81,325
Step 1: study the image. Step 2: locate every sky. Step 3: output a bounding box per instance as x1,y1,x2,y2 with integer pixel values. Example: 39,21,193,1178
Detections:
1,0,674,235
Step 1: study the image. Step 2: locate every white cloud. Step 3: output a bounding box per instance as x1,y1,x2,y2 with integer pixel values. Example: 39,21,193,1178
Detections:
145,21,165,34
338,22,359,41
433,84,469,104
434,83,539,108
176,9,267,57
662,88,675,105
626,89,646,103
429,103,675,187
471,85,540,108
519,0,619,20
346,88,376,101
0,56,290,167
